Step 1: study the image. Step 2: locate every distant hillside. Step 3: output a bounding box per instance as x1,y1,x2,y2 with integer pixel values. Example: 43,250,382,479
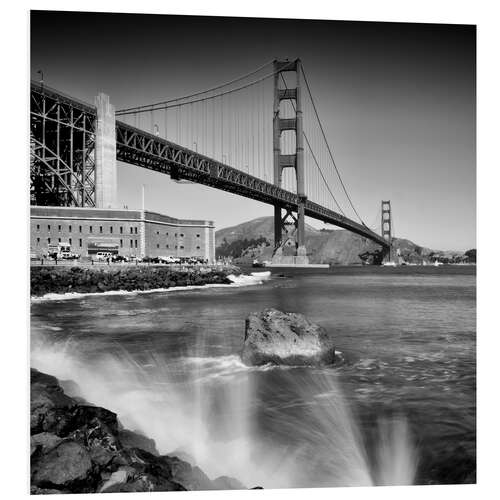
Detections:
215,216,468,265
215,217,320,246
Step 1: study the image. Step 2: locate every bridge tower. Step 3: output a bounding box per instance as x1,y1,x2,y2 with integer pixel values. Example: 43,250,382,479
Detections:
272,59,308,265
381,200,393,262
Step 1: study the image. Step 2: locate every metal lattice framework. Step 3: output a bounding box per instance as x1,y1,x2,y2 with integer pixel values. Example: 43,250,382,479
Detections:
29,82,389,249
30,83,96,207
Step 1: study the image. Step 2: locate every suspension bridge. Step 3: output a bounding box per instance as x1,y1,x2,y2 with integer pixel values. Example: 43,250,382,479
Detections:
30,59,392,264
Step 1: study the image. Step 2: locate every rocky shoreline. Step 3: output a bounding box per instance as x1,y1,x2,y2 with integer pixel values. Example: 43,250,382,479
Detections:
30,265,240,297
30,368,248,494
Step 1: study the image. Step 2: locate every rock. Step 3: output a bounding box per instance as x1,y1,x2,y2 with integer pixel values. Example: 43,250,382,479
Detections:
31,440,94,490
169,448,196,464
69,405,119,435
118,429,159,456
164,455,214,490
212,475,247,490
31,369,77,435
99,468,130,492
31,486,69,494
59,379,83,399
100,478,152,493
122,449,186,491
30,432,62,457
67,406,121,466
29,369,230,493
241,308,335,366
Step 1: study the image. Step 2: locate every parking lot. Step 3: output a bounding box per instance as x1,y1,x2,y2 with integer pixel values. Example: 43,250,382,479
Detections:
29,256,231,272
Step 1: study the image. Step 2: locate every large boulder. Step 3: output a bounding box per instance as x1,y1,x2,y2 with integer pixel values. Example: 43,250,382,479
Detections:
241,308,335,366
31,433,62,457
31,440,95,490
30,369,77,435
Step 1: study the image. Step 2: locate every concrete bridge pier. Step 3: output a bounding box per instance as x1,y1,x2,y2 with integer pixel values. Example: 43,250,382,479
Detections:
95,93,117,209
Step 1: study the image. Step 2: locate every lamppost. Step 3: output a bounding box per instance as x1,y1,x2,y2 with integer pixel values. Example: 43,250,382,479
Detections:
193,141,197,152
37,70,44,91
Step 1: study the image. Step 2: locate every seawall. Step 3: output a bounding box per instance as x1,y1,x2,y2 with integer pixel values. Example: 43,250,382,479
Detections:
30,265,239,297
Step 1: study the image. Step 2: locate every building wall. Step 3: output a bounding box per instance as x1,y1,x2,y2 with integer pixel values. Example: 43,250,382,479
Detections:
30,206,215,262
142,210,211,259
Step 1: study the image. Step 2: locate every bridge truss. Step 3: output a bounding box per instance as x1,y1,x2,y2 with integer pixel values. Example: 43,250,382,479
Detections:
30,83,96,207
115,120,387,245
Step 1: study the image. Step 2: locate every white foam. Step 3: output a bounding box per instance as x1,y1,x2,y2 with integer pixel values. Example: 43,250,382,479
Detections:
178,354,292,381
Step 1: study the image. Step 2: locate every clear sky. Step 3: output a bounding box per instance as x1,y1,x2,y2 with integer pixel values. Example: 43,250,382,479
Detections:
30,11,476,251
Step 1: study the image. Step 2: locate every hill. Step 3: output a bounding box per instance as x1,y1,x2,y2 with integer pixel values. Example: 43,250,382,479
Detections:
215,217,320,246
215,216,465,265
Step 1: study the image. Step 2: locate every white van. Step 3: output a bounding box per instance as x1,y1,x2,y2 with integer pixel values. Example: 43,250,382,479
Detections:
95,251,112,261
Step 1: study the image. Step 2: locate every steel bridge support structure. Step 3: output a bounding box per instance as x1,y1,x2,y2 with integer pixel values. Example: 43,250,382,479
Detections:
30,83,118,209
381,200,393,262
272,59,308,265
30,83,97,207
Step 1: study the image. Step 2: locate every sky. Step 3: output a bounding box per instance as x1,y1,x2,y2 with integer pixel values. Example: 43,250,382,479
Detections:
30,11,476,251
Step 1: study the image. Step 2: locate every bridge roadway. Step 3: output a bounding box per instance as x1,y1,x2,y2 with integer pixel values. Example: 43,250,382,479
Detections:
30,82,389,249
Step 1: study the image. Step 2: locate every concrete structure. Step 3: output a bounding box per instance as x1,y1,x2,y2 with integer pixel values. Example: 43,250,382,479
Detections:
95,93,118,209
30,206,215,262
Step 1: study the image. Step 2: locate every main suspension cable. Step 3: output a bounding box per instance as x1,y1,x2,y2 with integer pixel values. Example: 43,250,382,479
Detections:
279,73,345,216
117,63,294,117
301,64,365,225
116,59,276,114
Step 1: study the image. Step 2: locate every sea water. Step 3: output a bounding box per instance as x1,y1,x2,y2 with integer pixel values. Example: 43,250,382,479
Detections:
30,266,476,488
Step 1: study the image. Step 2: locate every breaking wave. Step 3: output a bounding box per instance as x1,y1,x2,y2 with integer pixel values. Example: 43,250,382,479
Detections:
31,328,417,488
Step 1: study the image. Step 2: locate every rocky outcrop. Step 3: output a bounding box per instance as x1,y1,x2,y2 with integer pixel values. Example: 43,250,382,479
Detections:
30,266,237,297
30,368,246,494
241,308,336,366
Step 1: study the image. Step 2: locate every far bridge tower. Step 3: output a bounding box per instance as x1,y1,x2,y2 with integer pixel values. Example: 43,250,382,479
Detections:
381,200,393,262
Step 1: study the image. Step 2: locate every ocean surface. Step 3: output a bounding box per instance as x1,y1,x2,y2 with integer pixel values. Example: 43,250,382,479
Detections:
30,266,476,489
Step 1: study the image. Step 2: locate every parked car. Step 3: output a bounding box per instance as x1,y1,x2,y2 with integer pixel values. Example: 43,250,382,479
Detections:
158,255,180,264
112,255,128,263
60,251,80,260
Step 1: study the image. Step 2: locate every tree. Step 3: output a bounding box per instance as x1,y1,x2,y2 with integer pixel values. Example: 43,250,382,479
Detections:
464,249,476,263
216,236,269,259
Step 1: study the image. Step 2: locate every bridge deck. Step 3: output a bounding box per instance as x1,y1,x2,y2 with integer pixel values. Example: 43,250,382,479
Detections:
115,121,388,247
